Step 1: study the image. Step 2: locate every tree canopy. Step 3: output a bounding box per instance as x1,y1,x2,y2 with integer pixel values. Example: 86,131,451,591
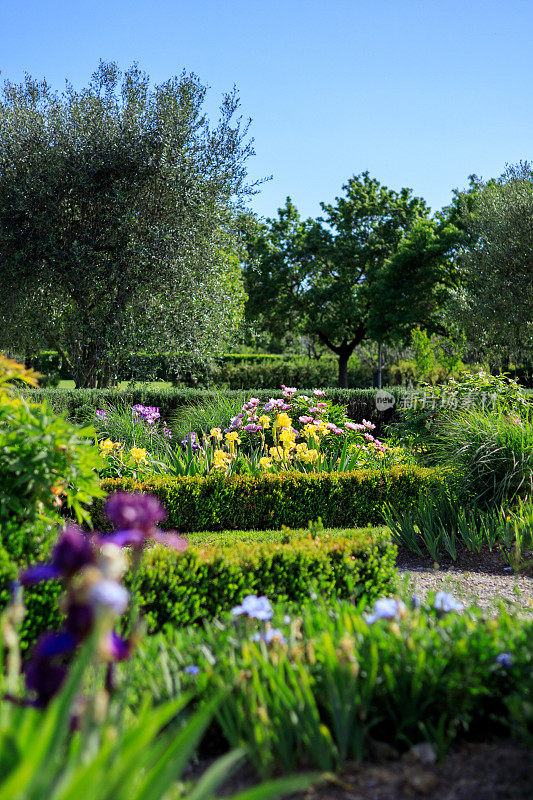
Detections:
244,172,455,386
447,163,533,362
0,62,255,386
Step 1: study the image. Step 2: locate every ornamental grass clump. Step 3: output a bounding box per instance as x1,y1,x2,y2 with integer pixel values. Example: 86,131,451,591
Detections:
427,406,533,507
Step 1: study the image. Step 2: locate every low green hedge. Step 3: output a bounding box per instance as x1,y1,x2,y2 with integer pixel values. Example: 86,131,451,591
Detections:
0,527,396,652
131,528,397,633
0,545,63,653
95,467,444,532
26,386,404,431
28,350,386,388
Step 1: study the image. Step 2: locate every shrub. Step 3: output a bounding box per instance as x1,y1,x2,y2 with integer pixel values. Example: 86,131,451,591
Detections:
211,356,375,390
0,356,103,561
95,467,445,532
125,596,533,774
129,527,397,633
0,525,396,652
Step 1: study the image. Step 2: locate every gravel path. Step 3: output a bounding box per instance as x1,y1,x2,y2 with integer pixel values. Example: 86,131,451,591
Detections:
398,565,533,614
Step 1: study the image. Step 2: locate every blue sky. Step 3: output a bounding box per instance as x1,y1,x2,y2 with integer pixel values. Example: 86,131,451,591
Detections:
1,0,531,219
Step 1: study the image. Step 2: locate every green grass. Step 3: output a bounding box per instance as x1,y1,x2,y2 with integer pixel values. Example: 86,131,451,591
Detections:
186,525,388,548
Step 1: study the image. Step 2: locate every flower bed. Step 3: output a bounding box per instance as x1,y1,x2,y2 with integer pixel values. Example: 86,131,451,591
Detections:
126,592,533,775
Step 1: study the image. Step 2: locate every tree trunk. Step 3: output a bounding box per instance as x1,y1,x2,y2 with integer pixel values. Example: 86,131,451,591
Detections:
337,347,350,388
316,328,366,388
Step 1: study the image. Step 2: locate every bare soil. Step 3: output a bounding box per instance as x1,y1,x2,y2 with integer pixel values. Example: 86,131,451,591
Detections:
301,741,532,800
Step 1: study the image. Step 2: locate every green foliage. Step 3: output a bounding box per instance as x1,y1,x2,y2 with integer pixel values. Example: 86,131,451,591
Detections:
125,598,533,774
128,528,396,633
95,466,445,531
367,216,463,346
0,356,103,561
387,370,533,450
385,481,533,565
0,638,313,800
427,407,533,507
0,63,252,387
210,357,376,390
173,390,249,439
450,163,533,358
411,328,438,383
244,174,431,386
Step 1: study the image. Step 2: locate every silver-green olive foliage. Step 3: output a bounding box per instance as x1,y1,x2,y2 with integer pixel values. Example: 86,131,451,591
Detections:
450,163,533,360
0,62,254,386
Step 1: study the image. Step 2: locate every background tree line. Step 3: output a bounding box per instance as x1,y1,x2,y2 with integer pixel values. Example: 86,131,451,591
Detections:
0,61,531,387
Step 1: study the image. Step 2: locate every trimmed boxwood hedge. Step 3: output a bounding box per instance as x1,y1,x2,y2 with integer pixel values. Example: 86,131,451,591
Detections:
94,466,444,532
130,528,397,633
0,527,396,652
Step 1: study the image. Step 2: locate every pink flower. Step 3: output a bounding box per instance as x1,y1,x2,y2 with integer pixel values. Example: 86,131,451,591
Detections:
317,403,328,410
345,421,364,432
313,389,325,396
299,415,314,424
333,427,344,435
282,386,297,397
362,419,376,430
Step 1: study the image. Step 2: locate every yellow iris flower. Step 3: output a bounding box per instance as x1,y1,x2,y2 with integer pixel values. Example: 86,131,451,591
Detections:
130,447,147,462
275,413,292,429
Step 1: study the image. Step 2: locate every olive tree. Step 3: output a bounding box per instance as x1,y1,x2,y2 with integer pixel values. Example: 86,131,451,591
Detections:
0,62,254,386
450,163,533,362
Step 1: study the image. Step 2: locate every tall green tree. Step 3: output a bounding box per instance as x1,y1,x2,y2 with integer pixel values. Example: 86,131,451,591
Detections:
448,163,533,362
245,173,435,386
0,62,254,386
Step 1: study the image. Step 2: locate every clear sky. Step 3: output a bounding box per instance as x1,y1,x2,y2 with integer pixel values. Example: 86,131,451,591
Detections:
1,0,531,219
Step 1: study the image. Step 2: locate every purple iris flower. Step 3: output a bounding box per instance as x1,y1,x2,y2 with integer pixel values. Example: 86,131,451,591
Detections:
24,631,78,707
25,658,69,708
65,602,95,639
20,526,96,585
181,432,201,452
244,423,261,433
102,492,187,551
132,404,161,425
105,492,166,531
107,631,131,661
95,409,107,421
